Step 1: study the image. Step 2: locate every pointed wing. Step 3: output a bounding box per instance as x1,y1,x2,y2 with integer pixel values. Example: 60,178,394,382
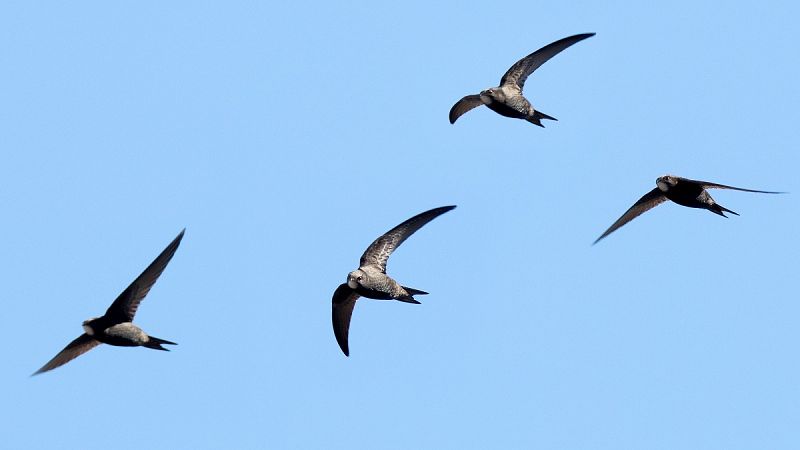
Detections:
104,229,185,323
594,188,667,244
449,95,484,124
685,177,785,194
500,33,595,90
332,283,360,356
33,334,100,375
360,205,456,272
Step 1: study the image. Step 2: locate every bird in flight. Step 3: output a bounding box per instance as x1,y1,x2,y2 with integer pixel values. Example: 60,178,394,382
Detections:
33,229,185,375
594,175,783,244
332,206,456,356
449,33,595,126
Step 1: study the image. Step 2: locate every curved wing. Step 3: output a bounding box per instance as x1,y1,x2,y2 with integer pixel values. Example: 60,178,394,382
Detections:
449,95,484,124
684,177,785,194
332,283,360,356
360,205,456,272
500,33,595,90
594,188,667,244
33,334,100,375
105,229,185,323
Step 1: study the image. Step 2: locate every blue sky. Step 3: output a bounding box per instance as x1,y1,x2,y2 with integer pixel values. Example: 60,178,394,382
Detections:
2,1,798,449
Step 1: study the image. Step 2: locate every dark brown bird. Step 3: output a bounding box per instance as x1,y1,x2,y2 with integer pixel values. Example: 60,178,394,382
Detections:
332,206,456,356
33,230,184,375
449,33,595,126
594,175,783,244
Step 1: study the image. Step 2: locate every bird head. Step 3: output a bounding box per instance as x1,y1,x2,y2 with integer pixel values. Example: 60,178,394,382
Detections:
657,175,678,192
480,88,502,102
82,317,100,335
347,270,365,289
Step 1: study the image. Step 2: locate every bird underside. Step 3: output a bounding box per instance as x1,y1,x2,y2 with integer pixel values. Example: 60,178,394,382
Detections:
354,284,426,303
485,102,556,126
486,102,528,119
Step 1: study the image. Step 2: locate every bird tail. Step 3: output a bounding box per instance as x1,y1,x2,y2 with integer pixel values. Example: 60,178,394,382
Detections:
710,203,739,217
145,336,178,351
527,110,557,127
397,286,427,304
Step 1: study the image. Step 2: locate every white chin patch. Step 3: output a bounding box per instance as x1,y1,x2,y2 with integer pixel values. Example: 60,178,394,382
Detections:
347,279,359,289
83,324,94,336
657,180,668,192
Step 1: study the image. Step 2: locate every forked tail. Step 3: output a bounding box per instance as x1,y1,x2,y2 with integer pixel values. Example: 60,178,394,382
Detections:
145,336,178,351
527,110,558,127
397,286,428,304
710,203,739,217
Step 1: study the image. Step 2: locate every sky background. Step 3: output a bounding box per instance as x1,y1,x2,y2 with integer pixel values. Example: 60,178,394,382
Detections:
2,1,798,449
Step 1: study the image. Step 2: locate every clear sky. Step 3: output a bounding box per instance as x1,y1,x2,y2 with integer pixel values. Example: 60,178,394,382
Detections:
2,1,798,449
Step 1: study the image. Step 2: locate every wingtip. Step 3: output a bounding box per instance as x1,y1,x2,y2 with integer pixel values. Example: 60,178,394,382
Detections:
429,205,457,215
31,366,50,376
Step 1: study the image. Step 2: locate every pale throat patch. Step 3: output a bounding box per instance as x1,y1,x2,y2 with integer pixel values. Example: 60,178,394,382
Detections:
83,324,95,336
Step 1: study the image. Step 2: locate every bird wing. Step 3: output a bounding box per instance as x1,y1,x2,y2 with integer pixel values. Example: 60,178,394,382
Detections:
594,188,667,244
685,177,785,194
104,229,185,323
500,33,595,90
332,283,360,356
360,205,456,272
33,334,100,375
449,95,484,124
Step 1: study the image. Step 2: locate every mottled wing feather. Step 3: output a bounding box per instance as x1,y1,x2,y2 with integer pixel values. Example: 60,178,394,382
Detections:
683,177,785,194
449,95,483,124
360,205,456,272
500,33,595,90
332,283,360,357
594,188,667,244
105,229,185,322
33,334,100,375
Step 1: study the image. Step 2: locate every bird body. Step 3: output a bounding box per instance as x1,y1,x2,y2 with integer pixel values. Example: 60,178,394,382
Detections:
347,266,425,302
593,176,783,244
33,229,184,375
83,318,175,349
449,33,594,125
332,205,455,356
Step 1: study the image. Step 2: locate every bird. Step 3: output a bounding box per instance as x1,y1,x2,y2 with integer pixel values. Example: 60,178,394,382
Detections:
332,205,456,356
593,175,783,244
33,229,185,375
449,33,595,126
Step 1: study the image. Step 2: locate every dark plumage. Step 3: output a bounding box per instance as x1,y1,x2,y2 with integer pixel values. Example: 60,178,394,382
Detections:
594,176,783,244
332,206,456,356
33,230,185,375
449,33,595,126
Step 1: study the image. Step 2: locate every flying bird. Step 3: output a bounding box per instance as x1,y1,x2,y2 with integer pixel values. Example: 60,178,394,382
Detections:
449,33,595,126
332,205,456,356
594,175,783,244
33,229,185,375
